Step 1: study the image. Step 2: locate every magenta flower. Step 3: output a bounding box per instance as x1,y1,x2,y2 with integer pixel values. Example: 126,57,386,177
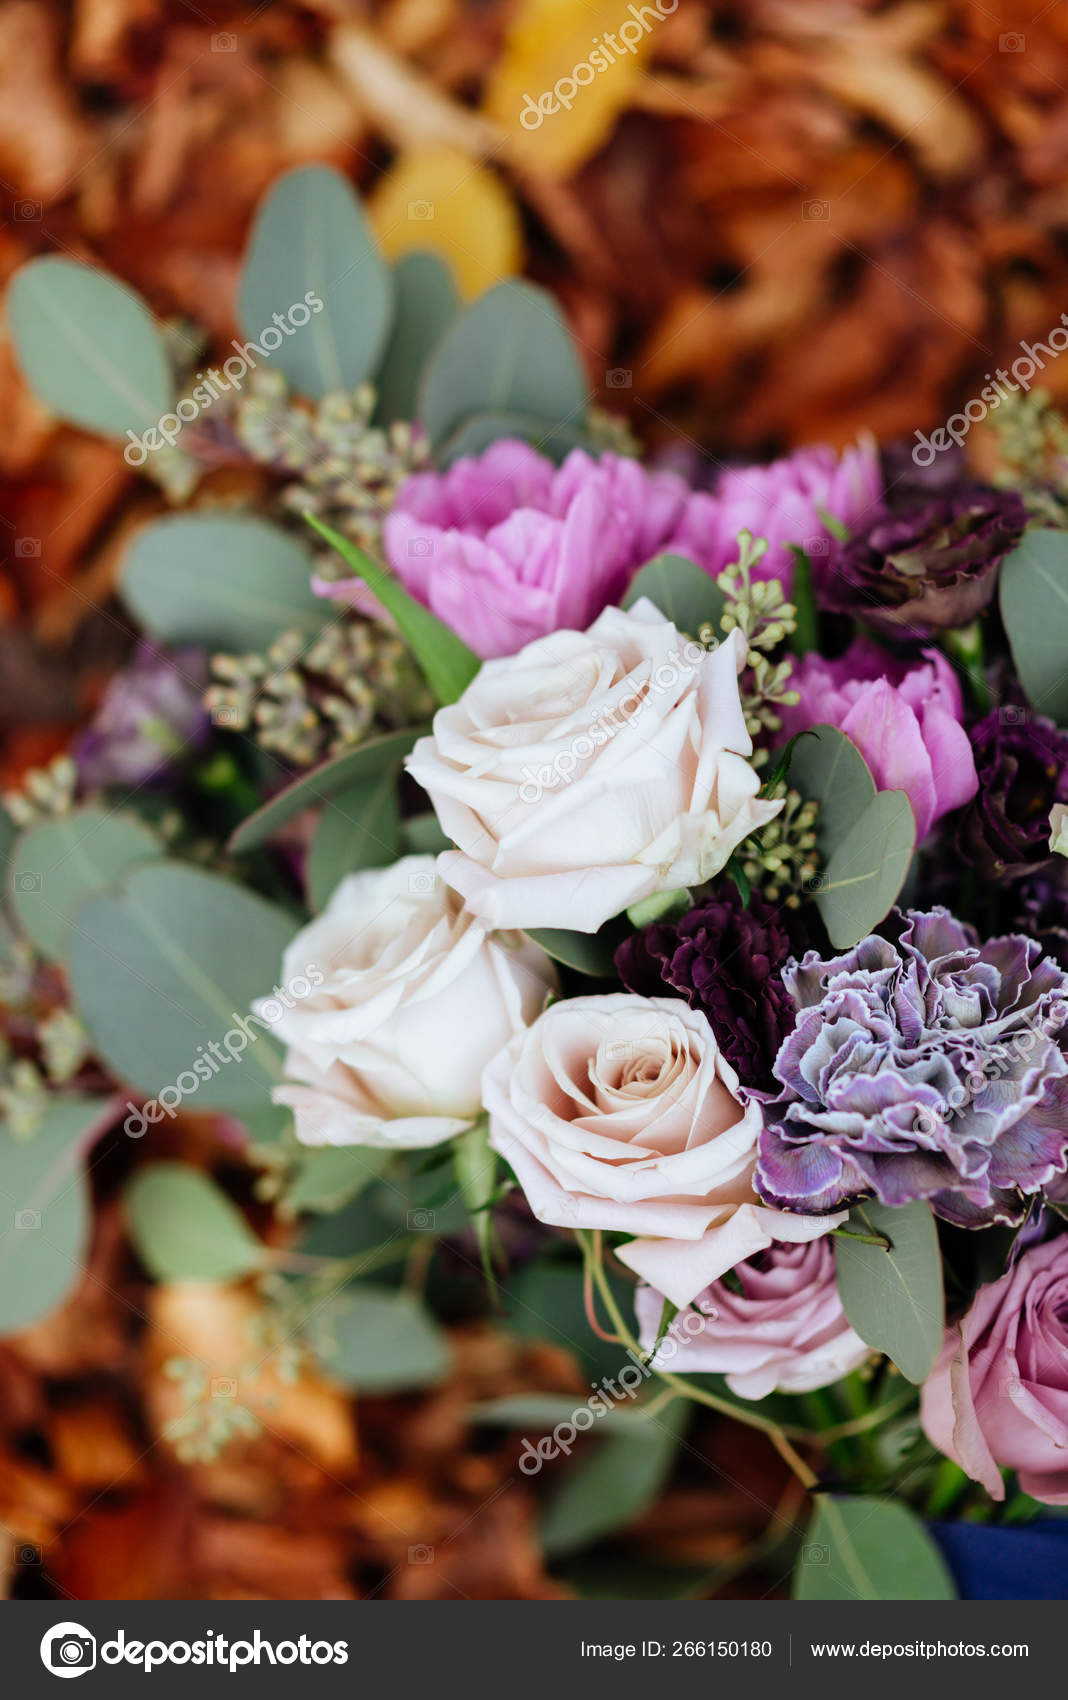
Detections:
779,638,977,838
317,440,695,659
667,438,883,590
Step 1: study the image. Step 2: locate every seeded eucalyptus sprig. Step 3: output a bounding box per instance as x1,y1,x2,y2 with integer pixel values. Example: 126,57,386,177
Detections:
739,782,820,909
698,530,801,758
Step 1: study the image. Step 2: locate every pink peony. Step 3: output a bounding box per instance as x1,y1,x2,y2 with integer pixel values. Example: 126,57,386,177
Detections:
779,638,977,839
921,1236,1068,1504
318,440,695,659
667,439,883,590
635,1240,868,1399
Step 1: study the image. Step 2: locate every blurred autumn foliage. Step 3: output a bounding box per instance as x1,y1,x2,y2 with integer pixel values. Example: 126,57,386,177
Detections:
3,0,1068,1599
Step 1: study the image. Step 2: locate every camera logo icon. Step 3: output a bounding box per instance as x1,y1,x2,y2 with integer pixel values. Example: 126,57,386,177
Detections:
40,1622,97,1678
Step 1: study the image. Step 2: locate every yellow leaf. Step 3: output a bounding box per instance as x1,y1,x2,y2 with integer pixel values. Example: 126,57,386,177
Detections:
483,0,662,175
369,145,522,300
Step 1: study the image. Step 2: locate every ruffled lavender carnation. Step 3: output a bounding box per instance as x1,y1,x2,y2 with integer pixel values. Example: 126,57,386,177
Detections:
615,881,803,1093
74,644,209,790
756,908,1068,1227
959,710,1068,881
820,487,1027,636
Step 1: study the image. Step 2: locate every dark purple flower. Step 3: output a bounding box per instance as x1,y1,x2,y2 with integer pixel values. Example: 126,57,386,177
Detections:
958,709,1068,881
821,487,1027,636
1012,864,1068,972
74,644,210,790
615,882,804,1093
755,908,1068,1227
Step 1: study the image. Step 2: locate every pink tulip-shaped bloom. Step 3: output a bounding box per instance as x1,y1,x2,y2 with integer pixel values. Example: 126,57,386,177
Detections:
921,1236,1068,1504
779,638,977,838
317,440,696,659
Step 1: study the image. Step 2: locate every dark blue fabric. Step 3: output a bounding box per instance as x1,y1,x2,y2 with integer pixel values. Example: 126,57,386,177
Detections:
930,1520,1068,1600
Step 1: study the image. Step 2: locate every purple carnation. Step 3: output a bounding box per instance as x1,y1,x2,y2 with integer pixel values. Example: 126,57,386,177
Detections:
615,882,803,1093
755,908,1068,1228
820,487,1027,636
958,710,1068,881
74,643,209,790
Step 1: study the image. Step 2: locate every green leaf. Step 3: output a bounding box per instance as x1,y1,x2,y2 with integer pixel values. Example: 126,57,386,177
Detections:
523,926,622,976
468,1394,669,1437
306,767,402,911
0,1095,111,1334
306,514,480,705
280,1146,393,1218
622,553,725,636
238,165,393,399
374,251,459,427
1000,528,1068,726
8,257,172,439
418,280,588,448
816,788,916,949
122,514,322,650
69,861,295,1112
787,723,876,848
309,1283,451,1394
539,1399,686,1558
835,1199,944,1384
504,1257,638,1384
124,1162,264,1281
228,725,426,854
437,411,593,467
454,1116,497,1286
401,812,451,856
793,1496,956,1600
9,809,162,962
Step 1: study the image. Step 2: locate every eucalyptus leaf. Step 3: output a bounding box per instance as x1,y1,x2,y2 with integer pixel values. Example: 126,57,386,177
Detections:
419,280,588,448
8,257,172,439
124,1162,264,1281
468,1394,670,1437
999,528,1068,726
9,809,162,962
539,1399,686,1558
309,1283,451,1394
816,789,916,949
374,251,458,427
69,861,295,1111
622,553,725,637
281,1146,393,1218
0,1095,111,1335
787,723,876,848
505,1257,639,1384
229,725,426,854
524,926,622,978
306,515,480,705
793,1495,956,1601
239,165,393,399
122,515,322,650
401,812,451,856
438,411,593,467
835,1199,944,1384
306,767,402,911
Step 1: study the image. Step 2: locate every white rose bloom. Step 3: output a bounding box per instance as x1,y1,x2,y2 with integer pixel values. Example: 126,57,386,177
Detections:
405,598,782,934
258,856,556,1149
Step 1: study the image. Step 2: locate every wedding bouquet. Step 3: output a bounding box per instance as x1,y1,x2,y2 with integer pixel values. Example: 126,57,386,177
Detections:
5,164,1068,1601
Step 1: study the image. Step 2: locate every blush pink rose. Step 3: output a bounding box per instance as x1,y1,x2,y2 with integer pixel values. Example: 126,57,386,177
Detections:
635,1239,868,1398
921,1236,1068,1504
482,993,843,1308
780,637,978,839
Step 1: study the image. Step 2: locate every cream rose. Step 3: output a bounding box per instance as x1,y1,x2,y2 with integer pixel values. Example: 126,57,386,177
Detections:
259,856,556,1149
482,993,843,1307
405,599,782,934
